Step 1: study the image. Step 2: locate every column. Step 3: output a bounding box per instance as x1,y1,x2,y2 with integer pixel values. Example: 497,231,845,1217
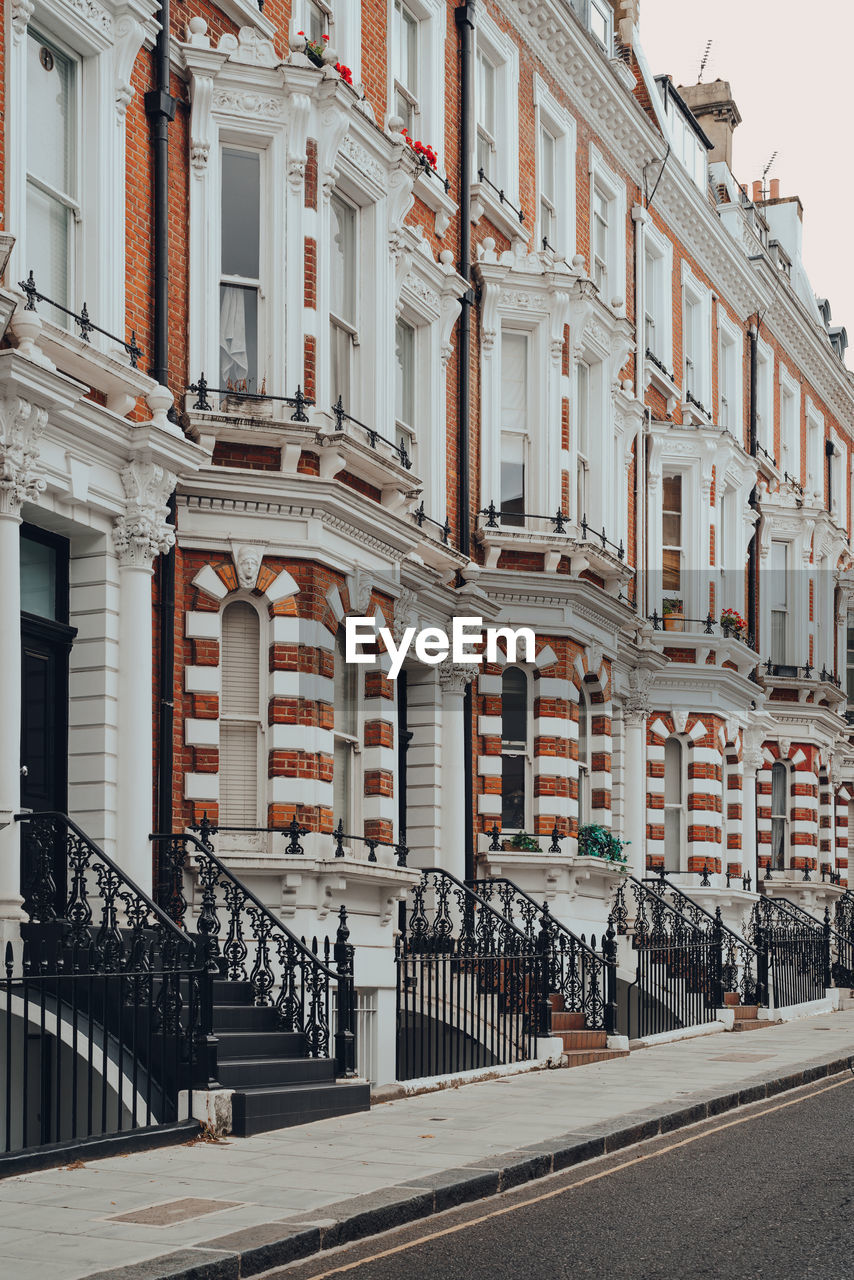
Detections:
438,663,474,880
113,459,176,893
622,674,652,880
0,393,47,934
742,734,764,889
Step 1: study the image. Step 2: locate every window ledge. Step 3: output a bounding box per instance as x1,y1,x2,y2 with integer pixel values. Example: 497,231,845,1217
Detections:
471,180,530,248
413,169,457,238
214,0,277,40
644,355,678,416
681,397,712,427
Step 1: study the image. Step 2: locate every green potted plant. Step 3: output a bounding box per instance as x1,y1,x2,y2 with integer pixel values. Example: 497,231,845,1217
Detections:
662,598,684,632
577,824,629,866
503,831,543,852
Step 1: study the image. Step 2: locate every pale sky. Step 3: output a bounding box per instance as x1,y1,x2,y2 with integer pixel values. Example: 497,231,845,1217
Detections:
640,1,853,364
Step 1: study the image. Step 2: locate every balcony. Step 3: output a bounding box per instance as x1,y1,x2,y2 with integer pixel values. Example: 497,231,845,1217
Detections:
646,611,759,677
758,658,846,710
475,502,631,591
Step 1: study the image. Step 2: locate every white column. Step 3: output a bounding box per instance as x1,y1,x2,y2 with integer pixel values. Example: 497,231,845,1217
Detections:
622,684,651,880
742,738,763,888
438,663,473,880
0,393,47,932
113,459,176,893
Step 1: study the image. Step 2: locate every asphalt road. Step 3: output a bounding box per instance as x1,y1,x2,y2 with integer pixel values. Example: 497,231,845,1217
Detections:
275,1073,854,1280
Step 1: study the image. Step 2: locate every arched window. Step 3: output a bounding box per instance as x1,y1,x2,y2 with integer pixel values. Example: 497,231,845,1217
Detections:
334,628,360,831
722,752,734,864
577,686,591,829
664,736,685,870
771,761,788,871
220,600,262,826
501,667,529,831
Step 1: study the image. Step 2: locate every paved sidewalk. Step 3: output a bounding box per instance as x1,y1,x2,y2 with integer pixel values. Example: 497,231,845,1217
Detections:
2,1012,853,1280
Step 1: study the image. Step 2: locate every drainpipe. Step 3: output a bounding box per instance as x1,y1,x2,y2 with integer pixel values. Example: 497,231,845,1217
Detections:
145,3,178,844
455,0,475,881
747,324,758,649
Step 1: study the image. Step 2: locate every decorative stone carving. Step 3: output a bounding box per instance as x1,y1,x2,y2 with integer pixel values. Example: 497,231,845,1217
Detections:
438,660,477,695
439,251,463,367
391,588,418,644
11,0,35,42
114,14,144,119
189,73,215,172
319,108,354,201
287,92,312,189
231,542,265,590
212,89,285,120
346,569,373,616
387,161,416,264
623,669,653,726
219,27,279,68
113,461,176,569
0,395,47,517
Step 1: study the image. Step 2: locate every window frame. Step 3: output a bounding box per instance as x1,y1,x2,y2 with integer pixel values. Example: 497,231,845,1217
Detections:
588,147,627,309
394,314,417,465
499,328,532,526
779,367,801,483
392,0,420,133
329,190,361,411
219,143,264,393
717,311,742,436
643,222,673,372
333,626,362,837
681,265,712,411
770,759,789,872
577,684,592,832
663,736,687,872
471,11,520,205
805,398,824,504
755,337,775,462
661,471,685,609
219,597,266,833
500,666,532,834
533,75,576,259
769,539,789,666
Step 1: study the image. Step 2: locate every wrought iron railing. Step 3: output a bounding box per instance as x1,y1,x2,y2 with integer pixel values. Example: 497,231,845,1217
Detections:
761,658,842,687
331,820,409,866
833,891,854,986
475,169,525,223
19,271,143,368
782,471,804,496
685,389,710,417
756,441,778,467
187,373,313,421
747,896,829,1008
2,937,197,1163
331,397,412,469
612,875,730,1037
190,814,308,856
644,873,761,1007
478,502,625,561
151,831,355,1073
396,868,548,1080
647,612,754,648
646,348,675,381
470,876,616,1033
412,501,451,544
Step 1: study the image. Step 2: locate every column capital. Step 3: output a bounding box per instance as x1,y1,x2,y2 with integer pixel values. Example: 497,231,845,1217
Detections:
113,459,176,569
623,669,654,725
0,394,47,517
438,660,477,696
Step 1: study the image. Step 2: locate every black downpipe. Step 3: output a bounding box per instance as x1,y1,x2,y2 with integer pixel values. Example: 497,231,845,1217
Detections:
145,4,178,842
747,326,758,650
455,1,475,882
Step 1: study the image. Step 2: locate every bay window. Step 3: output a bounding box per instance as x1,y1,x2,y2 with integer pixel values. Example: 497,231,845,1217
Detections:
330,193,359,408
662,473,683,607
501,667,530,831
770,761,788,871
26,31,79,323
499,332,529,526
392,0,419,132
220,148,261,391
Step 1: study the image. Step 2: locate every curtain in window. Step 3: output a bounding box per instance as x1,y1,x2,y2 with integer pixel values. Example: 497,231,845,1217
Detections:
220,286,249,385
220,602,260,827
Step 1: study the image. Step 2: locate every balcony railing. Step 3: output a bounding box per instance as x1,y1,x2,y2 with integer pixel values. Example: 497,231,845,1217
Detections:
646,348,675,382
330,396,412,469
19,270,142,368
762,658,842,687
475,169,526,224
756,441,778,467
187,373,313,421
782,471,804,496
648,612,755,647
412,501,451,544
479,502,624,560
190,813,409,868
332,819,409,866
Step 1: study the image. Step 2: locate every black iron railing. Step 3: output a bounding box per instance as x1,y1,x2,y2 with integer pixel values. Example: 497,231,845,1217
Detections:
748,896,829,1008
412,501,451,544
331,397,412,469
646,348,675,381
648,612,753,647
762,658,842,687
151,831,355,1073
191,814,308,856
612,876,729,1038
396,868,548,1081
783,471,804,496
833,891,854,986
19,271,143,368
645,873,762,1007
470,876,616,1033
756,441,778,467
475,169,525,223
2,938,197,1163
187,373,313,421
685,389,710,417
724,865,753,891
416,156,451,193
478,502,625,561
331,820,409,866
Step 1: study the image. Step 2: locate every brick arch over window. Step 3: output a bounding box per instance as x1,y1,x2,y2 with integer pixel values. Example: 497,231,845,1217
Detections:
757,740,819,874
645,713,719,872
180,555,300,827
571,653,612,838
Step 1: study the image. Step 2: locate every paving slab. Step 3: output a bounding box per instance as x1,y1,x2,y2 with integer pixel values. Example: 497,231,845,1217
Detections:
0,1010,851,1279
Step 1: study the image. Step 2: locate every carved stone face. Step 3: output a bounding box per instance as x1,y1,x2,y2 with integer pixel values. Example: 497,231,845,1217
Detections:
235,545,262,590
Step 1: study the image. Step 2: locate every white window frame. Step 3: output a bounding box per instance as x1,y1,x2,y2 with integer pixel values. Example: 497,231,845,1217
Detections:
533,75,576,259
219,143,265,393
334,626,363,837
717,311,742,436
770,759,789,871
394,313,417,468
500,666,533,834
577,685,592,831
769,538,790,666
661,470,685,611
779,366,801,484
589,146,627,310
219,596,267,838
755,337,775,463
387,0,444,161
805,398,824,505
499,329,531,525
681,264,712,412
294,0,362,84
643,221,673,371
391,0,420,133
570,0,613,52
472,11,519,206
329,189,361,412
829,431,845,526
664,736,687,872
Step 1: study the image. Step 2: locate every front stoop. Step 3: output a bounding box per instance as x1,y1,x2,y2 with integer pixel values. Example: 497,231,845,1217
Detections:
551,1008,629,1066
729,1005,781,1033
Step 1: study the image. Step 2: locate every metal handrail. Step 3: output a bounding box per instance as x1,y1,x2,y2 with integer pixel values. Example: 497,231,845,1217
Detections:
478,501,625,560
19,271,142,368
471,875,609,966
761,892,844,945
330,396,412,469
332,819,408,866
644,874,757,955
475,168,525,223
191,813,308,856
187,373,313,421
412,501,451,544
762,658,842,687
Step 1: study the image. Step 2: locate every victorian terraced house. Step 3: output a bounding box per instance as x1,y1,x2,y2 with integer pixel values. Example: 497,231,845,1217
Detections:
2,0,854,1161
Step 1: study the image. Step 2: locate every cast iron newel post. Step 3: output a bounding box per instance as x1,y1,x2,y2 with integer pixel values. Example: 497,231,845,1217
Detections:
823,907,833,992
603,915,618,1036
334,905,357,1078
753,904,769,1009
536,906,553,1038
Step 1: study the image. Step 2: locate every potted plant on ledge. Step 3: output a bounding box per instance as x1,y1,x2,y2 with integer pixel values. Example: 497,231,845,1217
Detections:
503,831,543,853
720,607,746,641
662,598,684,632
577,824,629,868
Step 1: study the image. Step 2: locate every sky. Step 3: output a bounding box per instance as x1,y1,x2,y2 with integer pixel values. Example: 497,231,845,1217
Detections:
639,0,854,364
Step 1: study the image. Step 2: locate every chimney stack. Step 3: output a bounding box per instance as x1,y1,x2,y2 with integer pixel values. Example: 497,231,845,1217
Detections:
752,180,763,202
677,79,742,168
769,178,780,200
